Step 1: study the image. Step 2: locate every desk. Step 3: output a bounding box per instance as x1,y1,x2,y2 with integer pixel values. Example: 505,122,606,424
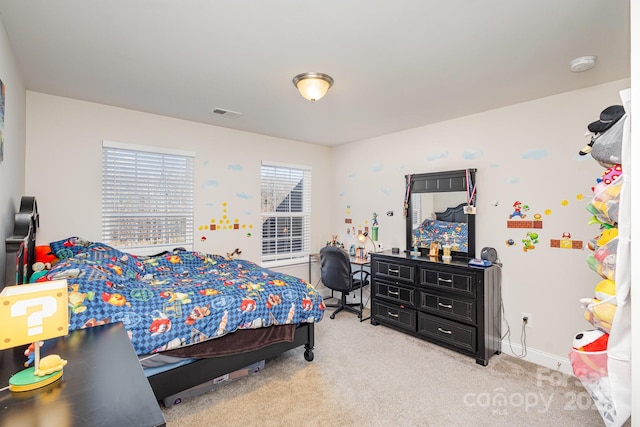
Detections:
350,256,371,322
0,323,166,427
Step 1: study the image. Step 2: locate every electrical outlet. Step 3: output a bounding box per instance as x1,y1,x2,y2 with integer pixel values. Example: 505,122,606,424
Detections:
521,312,532,328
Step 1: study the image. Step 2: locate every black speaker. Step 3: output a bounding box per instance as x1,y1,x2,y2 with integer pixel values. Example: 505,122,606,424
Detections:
480,247,498,263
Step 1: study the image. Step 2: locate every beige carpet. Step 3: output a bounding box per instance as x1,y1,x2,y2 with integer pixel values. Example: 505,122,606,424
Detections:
162,311,624,426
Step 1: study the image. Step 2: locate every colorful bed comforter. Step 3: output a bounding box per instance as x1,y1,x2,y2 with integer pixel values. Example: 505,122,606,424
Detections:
44,237,325,355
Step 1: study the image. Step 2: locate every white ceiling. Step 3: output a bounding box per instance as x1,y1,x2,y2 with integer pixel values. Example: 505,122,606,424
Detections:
0,1,630,146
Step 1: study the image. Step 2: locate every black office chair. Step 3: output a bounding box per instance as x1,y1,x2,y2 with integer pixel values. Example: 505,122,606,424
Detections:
320,245,370,319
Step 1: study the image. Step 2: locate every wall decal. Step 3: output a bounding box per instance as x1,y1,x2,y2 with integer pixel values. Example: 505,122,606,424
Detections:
426,152,448,161
521,149,549,160
369,163,384,172
199,201,253,233
522,231,539,252
505,176,520,184
550,232,583,250
462,149,483,160
227,164,243,171
507,201,543,229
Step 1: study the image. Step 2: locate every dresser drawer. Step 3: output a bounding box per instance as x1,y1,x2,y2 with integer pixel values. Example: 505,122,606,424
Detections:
419,267,476,297
419,290,476,324
418,313,476,353
373,279,416,307
372,259,414,285
372,300,417,332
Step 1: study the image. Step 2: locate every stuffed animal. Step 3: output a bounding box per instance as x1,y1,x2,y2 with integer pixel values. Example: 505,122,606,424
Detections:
30,245,59,282
581,297,616,333
594,279,616,302
571,329,609,381
579,105,626,168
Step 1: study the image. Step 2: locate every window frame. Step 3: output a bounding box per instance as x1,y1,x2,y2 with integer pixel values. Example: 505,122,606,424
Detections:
102,140,195,255
260,161,312,266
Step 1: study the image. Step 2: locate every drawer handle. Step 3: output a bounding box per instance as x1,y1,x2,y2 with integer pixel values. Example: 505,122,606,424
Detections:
437,327,452,335
438,277,452,283
388,290,399,296
388,311,399,318
438,302,453,309
388,268,400,275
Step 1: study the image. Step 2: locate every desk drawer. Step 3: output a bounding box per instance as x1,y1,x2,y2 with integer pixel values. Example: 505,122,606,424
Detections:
419,290,476,324
419,267,476,297
372,300,416,332
418,313,476,353
373,279,416,307
373,259,414,285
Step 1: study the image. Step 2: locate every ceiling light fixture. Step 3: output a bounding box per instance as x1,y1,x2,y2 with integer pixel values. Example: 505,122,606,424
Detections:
570,56,597,72
292,72,334,102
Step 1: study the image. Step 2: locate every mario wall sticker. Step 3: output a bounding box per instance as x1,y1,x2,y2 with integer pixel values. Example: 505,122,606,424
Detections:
507,200,543,229
509,201,528,219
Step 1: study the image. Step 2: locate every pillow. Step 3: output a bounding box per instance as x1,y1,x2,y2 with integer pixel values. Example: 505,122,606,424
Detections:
49,237,94,259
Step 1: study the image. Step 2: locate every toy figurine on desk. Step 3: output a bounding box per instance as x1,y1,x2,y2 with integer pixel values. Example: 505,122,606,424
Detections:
0,280,69,392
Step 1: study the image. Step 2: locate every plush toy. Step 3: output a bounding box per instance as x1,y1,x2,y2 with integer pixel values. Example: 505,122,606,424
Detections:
571,329,609,381
594,279,616,302
581,297,616,333
30,245,59,282
596,228,618,248
579,105,626,168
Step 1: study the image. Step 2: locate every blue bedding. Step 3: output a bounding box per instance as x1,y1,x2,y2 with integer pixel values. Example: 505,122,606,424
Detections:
44,237,325,356
412,219,469,253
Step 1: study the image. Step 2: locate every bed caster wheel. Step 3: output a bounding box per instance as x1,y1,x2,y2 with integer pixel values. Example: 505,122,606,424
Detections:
304,349,314,362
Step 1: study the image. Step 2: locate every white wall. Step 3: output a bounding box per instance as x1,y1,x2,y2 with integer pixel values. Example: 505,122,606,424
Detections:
332,79,631,370
24,92,333,281
0,17,26,286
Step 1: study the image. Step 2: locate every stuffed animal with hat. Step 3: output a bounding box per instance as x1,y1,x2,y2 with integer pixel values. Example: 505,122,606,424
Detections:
579,105,626,168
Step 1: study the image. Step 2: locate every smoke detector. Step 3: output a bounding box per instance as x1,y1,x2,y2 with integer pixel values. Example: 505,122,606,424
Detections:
570,56,597,72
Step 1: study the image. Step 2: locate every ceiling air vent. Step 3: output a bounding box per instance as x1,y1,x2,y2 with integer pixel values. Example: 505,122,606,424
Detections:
210,108,242,119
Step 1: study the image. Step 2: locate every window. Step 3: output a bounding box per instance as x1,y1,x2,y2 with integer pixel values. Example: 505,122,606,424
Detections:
102,141,195,254
261,161,311,264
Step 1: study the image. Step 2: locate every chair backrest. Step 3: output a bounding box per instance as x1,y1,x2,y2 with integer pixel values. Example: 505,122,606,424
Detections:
319,246,353,292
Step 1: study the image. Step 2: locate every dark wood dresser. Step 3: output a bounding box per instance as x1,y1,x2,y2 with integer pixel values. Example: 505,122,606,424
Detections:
370,251,501,365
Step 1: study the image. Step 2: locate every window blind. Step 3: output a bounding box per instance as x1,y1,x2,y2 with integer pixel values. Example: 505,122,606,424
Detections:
261,162,311,263
102,141,195,253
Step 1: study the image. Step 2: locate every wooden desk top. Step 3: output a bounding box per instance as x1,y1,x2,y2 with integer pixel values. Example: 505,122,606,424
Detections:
0,323,165,427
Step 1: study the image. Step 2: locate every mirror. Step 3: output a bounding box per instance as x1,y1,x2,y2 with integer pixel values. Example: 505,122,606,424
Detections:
405,169,476,259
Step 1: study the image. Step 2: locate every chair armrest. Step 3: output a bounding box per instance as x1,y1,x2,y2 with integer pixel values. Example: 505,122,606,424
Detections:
352,270,370,285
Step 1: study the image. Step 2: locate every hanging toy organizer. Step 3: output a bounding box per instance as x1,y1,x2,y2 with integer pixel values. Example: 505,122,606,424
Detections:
569,90,631,427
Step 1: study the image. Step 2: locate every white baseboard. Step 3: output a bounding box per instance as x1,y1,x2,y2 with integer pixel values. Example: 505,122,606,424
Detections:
501,340,572,376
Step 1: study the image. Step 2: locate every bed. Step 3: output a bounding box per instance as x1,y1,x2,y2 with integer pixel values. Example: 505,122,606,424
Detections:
4,197,323,402
411,202,470,254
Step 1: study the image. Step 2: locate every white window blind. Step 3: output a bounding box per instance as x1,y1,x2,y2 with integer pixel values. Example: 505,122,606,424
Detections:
261,162,311,264
102,141,195,254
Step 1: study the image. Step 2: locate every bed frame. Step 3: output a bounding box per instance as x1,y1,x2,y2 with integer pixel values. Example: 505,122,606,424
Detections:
435,202,469,223
3,196,39,289
148,323,314,401
5,196,316,403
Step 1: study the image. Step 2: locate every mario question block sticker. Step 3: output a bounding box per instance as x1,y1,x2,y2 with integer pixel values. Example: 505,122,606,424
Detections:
0,280,69,349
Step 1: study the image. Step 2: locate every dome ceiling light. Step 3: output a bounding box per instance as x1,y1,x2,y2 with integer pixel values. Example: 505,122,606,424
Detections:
292,72,334,102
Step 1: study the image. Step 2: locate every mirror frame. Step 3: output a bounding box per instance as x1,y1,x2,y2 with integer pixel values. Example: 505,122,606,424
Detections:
405,169,476,259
